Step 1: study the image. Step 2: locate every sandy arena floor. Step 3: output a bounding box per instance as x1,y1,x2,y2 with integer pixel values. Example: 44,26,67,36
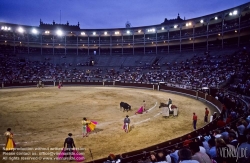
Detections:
0,86,216,162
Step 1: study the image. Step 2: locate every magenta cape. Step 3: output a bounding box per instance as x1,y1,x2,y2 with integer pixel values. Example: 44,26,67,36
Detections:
136,106,144,114
57,148,65,159
87,121,98,133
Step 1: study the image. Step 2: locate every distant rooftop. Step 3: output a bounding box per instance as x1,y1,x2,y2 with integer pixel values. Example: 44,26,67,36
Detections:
161,13,184,25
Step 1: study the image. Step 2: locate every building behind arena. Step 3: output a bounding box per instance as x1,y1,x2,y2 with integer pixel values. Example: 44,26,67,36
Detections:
0,2,249,56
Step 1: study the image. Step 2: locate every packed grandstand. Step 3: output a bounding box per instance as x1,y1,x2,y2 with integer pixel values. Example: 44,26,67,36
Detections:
1,2,250,163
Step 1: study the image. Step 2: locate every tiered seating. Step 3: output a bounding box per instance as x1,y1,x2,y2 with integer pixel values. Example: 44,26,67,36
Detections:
107,56,125,67
95,56,111,66
123,56,141,66
139,55,156,66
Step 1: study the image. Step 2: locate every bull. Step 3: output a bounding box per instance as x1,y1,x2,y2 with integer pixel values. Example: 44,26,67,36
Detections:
120,102,131,112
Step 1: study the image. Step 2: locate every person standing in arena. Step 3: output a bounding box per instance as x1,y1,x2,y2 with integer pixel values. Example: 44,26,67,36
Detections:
82,117,90,137
58,81,62,89
63,133,76,161
143,100,147,112
123,115,130,133
81,117,97,137
135,100,147,114
4,128,15,151
193,112,198,130
204,108,209,123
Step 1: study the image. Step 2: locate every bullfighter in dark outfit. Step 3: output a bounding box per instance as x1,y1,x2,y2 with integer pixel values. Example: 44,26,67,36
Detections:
64,133,76,161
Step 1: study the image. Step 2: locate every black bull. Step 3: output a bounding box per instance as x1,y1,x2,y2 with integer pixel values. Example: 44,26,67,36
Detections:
120,102,131,112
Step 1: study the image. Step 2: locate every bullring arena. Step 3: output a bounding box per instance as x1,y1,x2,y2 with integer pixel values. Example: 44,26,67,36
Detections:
0,85,217,162
1,1,250,162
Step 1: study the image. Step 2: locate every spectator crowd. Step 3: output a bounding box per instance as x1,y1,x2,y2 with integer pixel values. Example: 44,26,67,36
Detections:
1,49,249,95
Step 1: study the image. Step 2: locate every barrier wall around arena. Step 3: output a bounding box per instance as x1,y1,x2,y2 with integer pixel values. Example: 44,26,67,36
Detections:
1,81,224,162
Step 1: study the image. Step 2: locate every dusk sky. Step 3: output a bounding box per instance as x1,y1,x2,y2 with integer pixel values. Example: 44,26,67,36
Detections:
0,0,249,29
